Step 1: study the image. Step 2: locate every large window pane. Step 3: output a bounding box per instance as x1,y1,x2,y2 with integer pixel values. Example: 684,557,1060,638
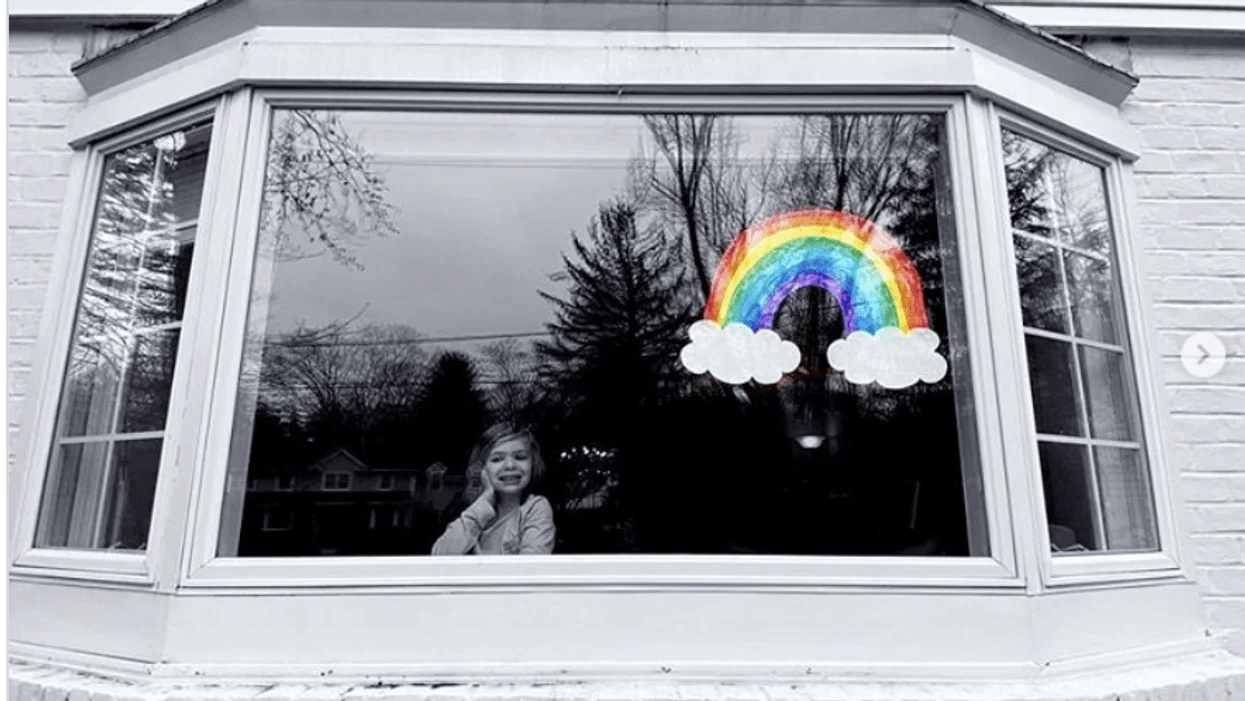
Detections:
221,110,985,558
35,122,212,550
1003,128,1155,555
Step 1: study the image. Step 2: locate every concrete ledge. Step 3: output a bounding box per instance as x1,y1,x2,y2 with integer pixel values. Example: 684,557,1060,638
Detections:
11,650,1245,701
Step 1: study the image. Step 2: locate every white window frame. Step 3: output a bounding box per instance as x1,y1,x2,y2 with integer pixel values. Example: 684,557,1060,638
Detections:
981,107,1188,587
7,98,235,586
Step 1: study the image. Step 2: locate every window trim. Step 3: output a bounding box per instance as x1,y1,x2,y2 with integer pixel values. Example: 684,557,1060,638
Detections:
9,100,226,586
986,108,1187,587
169,88,1032,590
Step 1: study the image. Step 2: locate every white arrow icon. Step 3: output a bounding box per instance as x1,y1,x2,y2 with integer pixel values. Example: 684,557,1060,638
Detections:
1180,333,1227,379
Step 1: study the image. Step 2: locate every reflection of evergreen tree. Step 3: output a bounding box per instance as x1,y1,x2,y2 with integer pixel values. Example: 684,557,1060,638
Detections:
538,201,693,549
413,352,490,473
539,201,692,431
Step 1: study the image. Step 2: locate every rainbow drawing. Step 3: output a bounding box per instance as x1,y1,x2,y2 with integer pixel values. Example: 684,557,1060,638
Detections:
703,209,930,334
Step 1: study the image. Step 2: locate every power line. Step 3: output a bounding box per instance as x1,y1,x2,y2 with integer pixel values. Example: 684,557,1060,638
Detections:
273,330,552,348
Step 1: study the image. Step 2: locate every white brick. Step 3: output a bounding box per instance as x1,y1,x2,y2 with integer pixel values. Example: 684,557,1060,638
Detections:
8,285,50,313
10,178,73,204
1133,151,1173,174
1182,473,1245,502
1170,415,1245,443
1151,275,1240,300
1190,533,1245,564
1138,126,1200,150
1197,127,1245,151
10,229,64,257
1153,303,1245,329
8,258,56,285
7,52,76,78
1145,251,1245,276
1169,387,1245,414
1138,175,1208,199
1142,226,1241,252
1206,175,1245,198
8,311,45,338
1134,51,1245,79
7,203,66,229
1169,151,1240,174
8,127,73,152
1161,105,1232,127
8,153,74,178
1175,444,1245,472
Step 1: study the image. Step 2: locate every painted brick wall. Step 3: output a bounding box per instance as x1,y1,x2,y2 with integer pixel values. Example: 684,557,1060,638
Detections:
1120,38,1245,653
7,27,90,468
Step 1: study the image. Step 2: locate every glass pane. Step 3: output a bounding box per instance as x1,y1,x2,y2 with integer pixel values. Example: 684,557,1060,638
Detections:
60,342,123,437
1001,130,1112,253
99,439,163,550
1013,234,1067,334
1001,130,1055,239
1039,442,1098,552
36,121,213,551
35,442,110,548
1079,346,1137,441
1024,334,1084,437
137,239,195,327
119,329,180,433
1049,156,1111,253
1064,250,1120,345
1095,446,1157,552
222,110,984,557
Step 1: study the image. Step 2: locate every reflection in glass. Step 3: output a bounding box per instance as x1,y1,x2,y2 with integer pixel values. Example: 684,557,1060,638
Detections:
1095,446,1157,551
35,122,212,550
1001,131,1111,254
1014,235,1067,333
221,110,984,558
1039,442,1096,552
1079,346,1137,442
1064,251,1120,345
119,330,181,433
100,439,163,550
1024,335,1084,437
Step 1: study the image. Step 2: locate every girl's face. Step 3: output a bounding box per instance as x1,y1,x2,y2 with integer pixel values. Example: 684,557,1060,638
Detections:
484,436,532,497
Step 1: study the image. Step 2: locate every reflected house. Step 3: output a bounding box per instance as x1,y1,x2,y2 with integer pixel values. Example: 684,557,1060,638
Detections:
241,448,425,556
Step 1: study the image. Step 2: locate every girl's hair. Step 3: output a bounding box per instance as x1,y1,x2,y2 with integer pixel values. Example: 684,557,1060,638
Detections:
468,422,546,500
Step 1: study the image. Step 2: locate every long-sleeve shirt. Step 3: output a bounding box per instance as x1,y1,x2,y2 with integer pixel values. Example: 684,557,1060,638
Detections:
431,494,556,555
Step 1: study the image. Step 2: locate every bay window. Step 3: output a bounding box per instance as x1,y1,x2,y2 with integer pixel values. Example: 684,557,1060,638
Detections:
8,0,1207,684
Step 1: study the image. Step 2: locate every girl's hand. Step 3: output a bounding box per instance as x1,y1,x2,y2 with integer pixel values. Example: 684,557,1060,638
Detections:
477,468,497,509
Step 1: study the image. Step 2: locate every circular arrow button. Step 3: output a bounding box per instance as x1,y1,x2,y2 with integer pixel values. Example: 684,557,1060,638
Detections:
1180,332,1227,379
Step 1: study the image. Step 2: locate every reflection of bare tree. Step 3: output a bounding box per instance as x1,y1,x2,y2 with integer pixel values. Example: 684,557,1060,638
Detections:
260,110,400,268
259,323,430,441
770,115,939,227
638,115,777,302
479,339,539,424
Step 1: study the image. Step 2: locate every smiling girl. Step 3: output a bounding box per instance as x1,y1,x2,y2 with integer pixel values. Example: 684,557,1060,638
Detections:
431,423,556,555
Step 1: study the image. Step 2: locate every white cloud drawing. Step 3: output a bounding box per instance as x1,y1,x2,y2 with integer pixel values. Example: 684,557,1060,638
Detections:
826,327,948,389
680,321,801,385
